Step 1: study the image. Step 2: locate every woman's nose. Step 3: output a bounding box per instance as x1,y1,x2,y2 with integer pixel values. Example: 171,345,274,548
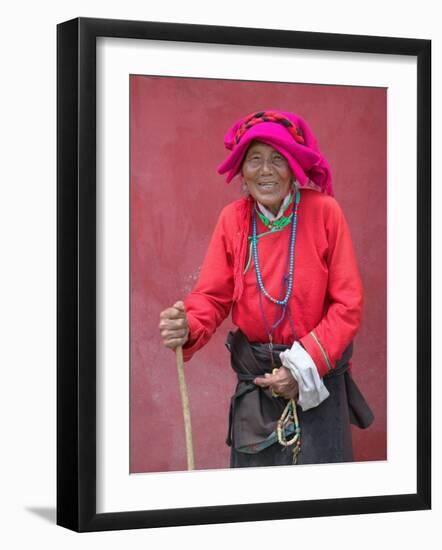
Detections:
260,158,274,173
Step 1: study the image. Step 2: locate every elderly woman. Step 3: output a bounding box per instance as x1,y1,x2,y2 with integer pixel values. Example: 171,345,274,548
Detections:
159,110,373,468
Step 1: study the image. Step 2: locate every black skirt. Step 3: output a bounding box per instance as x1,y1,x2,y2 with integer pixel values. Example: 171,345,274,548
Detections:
226,329,374,468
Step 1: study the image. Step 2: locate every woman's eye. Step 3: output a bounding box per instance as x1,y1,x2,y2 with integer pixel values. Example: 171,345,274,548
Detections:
273,156,286,165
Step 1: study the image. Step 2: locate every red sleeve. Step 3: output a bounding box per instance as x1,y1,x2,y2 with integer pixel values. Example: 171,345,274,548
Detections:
300,199,364,377
181,205,235,361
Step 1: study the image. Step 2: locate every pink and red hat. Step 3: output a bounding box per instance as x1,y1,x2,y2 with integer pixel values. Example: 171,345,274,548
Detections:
217,110,333,196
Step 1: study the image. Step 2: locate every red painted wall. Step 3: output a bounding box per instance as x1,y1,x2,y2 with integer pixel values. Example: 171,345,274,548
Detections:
130,75,386,472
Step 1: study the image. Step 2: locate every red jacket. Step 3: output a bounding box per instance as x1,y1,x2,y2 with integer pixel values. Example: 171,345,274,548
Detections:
183,189,363,378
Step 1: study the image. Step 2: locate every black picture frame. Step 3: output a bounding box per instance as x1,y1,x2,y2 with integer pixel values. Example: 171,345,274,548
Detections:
57,17,431,532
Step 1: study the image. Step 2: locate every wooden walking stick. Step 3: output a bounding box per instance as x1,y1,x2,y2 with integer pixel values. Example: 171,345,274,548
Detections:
175,345,195,470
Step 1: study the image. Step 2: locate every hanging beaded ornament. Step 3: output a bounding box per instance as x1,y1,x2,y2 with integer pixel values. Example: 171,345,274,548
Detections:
251,190,302,462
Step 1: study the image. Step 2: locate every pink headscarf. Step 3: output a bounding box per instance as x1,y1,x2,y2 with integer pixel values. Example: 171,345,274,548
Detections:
217,110,333,196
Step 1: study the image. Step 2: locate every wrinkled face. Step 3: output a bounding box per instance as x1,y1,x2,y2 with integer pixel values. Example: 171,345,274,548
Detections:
241,141,293,215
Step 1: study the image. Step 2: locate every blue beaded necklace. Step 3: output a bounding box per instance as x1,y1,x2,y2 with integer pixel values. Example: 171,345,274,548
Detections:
252,190,300,355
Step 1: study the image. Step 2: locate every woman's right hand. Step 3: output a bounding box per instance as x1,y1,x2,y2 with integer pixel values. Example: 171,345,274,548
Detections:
159,301,189,349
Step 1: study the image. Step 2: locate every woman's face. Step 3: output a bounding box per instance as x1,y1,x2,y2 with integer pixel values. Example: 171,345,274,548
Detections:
241,142,293,214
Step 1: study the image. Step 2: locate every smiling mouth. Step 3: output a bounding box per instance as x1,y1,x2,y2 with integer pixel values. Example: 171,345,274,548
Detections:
258,182,279,189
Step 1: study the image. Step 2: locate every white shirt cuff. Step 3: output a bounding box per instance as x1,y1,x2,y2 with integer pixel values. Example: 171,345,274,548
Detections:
279,341,330,411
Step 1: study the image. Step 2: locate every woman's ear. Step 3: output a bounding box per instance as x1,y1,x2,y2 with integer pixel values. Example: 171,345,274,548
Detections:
238,172,249,195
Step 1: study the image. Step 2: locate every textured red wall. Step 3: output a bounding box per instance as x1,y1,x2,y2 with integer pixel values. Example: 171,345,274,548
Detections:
130,75,386,473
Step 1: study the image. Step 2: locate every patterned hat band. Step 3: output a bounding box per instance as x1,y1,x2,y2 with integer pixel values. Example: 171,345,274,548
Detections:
234,111,305,147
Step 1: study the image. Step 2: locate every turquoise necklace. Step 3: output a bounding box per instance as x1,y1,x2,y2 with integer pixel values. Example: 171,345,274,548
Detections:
252,190,300,305
252,190,300,355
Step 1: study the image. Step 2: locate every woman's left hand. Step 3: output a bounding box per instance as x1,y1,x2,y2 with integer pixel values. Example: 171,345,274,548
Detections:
254,367,299,400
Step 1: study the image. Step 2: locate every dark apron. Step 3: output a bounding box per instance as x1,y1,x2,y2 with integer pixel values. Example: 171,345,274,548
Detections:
225,329,374,468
